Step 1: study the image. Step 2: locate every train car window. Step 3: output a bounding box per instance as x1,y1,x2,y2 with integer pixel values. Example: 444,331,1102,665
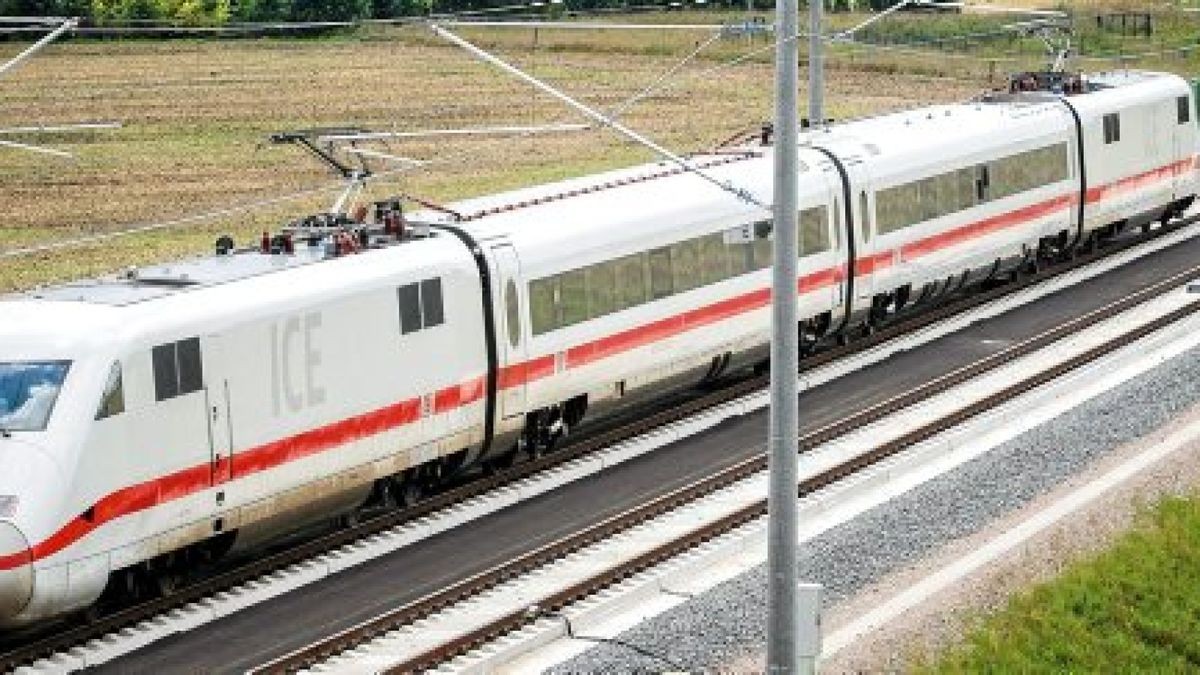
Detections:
559,269,588,327
989,154,1020,200
177,338,203,395
614,253,648,310
991,144,1070,200
873,187,894,233
672,238,704,293
398,283,422,334
874,142,1067,235
586,262,618,320
1032,144,1070,185
938,174,956,217
504,280,521,348
152,343,179,401
857,192,870,244
799,207,830,255
649,247,674,300
529,277,557,336
955,168,977,210
832,199,843,249
95,362,124,420
1179,96,1191,125
926,176,943,218
420,278,444,328
1103,113,1121,144
725,237,755,275
152,338,202,402
875,183,911,234
697,234,726,283
900,184,920,231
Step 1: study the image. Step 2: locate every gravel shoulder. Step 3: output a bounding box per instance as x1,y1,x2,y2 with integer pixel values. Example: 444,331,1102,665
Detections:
550,343,1200,673
821,394,1200,672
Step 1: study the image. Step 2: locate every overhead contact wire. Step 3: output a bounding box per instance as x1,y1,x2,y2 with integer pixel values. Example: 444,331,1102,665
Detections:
431,22,769,210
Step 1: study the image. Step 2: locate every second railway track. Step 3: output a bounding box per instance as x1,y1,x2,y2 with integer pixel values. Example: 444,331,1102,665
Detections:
8,214,1200,673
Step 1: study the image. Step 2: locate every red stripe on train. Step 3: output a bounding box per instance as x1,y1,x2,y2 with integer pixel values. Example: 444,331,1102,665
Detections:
901,194,1074,260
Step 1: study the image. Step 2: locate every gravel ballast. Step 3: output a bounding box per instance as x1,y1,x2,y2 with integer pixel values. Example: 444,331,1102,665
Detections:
549,343,1200,673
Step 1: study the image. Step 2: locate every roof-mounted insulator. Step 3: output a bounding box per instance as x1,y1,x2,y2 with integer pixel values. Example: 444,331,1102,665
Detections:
267,233,294,255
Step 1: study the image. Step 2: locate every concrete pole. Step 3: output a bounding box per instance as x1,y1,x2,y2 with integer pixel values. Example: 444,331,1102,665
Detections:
808,0,824,126
766,0,800,669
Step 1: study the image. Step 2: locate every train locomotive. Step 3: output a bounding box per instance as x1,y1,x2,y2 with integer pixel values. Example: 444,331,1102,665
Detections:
0,69,1196,627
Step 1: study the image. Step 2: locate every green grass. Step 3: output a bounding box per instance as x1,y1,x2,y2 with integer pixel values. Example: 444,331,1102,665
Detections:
918,493,1200,672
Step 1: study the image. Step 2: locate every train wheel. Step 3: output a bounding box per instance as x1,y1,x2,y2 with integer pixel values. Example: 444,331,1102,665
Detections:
82,602,105,624
155,570,182,597
396,478,424,509
485,449,518,474
894,285,912,312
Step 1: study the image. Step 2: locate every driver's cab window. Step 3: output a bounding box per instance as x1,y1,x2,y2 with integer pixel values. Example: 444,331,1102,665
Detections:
96,361,124,421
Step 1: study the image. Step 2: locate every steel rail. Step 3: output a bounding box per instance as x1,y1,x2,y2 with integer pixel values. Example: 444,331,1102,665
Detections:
251,228,1200,673
2,215,1196,672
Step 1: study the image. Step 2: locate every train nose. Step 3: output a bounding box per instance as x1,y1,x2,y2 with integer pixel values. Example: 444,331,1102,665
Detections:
0,521,32,625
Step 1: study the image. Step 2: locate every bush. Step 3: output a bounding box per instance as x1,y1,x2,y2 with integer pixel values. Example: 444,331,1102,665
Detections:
288,0,371,21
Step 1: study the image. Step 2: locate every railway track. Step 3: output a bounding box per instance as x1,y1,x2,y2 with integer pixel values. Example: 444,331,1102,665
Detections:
254,247,1200,673
3,215,1199,672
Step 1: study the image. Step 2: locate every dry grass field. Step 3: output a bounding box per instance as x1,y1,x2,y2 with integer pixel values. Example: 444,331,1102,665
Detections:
0,18,1137,290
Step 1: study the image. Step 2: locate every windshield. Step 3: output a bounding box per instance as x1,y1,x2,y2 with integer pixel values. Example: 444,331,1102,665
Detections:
0,361,71,432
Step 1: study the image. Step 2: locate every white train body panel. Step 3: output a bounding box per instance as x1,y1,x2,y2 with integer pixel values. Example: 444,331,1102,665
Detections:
0,69,1196,627
1074,72,1198,229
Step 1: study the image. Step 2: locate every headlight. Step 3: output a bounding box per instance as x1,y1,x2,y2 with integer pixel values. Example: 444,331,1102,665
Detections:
0,496,17,519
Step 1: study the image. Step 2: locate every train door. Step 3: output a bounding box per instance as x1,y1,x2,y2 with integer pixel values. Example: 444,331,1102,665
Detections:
487,242,528,419
846,158,876,303
817,163,850,311
1173,98,1188,200
1142,104,1159,178
1172,111,1181,200
202,334,233,485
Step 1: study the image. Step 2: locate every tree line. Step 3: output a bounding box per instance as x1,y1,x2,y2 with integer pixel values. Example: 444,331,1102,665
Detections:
0,0,892,27
0,0,422,24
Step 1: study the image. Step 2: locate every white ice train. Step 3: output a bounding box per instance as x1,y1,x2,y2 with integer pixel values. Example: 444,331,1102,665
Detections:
0,70,1196,627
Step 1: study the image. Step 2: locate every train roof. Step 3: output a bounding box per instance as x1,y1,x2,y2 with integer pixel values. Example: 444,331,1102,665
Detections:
440,149,777,270
434,69,1188,269
27,246,337,306
12,228,471,314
